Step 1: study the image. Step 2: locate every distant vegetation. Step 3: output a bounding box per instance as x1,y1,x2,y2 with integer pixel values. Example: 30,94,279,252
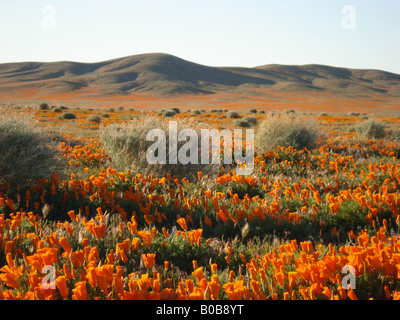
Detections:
57,112,77,120
87,114,102,124
227,111,240,119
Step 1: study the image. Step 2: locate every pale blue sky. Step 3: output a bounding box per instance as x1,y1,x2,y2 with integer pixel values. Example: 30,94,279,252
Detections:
0,0,399,73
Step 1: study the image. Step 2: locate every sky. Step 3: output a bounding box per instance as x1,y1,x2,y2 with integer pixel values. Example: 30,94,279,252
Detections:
0,0,399,73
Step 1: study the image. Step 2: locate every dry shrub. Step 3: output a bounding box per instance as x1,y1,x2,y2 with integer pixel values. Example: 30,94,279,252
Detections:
234,119,251,128
227,111,240,119
243,116,258,126
57,112,77,120
100,117,223,181
0,108,63,189
160,110,176,117
39,103,49,110
87,114,102,124
355,119,388,140
256,114,320,152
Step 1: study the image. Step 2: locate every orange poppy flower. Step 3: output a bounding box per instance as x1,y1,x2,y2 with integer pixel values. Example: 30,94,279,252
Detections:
142,253,156,270
59,237,72,254
72,281,88,300
176,217,188,231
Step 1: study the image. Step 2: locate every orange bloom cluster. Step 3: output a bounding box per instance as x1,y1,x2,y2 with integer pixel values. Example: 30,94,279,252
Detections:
1,206,400,300
1,112,400,300
58,134,110,168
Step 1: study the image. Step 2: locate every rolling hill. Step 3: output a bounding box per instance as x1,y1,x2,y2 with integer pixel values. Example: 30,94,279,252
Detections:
0,53,399,111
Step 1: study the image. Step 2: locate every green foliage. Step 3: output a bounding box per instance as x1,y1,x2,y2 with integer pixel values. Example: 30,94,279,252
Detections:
153,234,225,272
39,103,49,110
318,200,367,232
57,112,77,120
243,116,258,126
160,110,176,117
234,119,251,128
227,111,240,119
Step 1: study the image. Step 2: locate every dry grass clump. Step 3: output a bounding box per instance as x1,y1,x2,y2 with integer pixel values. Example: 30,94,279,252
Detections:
0,108,63,189
100,117,221,181
348,111,361,116
354,119,388,140
243,116,258,126
256,114,320,152
87,114,102,124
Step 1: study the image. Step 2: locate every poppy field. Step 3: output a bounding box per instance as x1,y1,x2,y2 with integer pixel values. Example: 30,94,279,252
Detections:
1,105,400,301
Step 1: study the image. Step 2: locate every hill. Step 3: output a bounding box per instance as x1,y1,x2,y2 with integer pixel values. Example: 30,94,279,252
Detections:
0,53,399,112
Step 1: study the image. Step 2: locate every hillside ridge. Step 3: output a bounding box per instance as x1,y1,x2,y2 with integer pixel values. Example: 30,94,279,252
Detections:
0,53,399,103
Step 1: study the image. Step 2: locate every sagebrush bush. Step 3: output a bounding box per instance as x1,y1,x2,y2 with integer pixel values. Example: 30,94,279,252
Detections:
100,117,221,180
57,112,77,120
389,127,400,142
256,114,320,152
227,111,240,119
87,114,102,124
160,110,176,117
243,116,258,126
355,119,387,139
39,103,49,110
0,111,62,189
234,119,251,128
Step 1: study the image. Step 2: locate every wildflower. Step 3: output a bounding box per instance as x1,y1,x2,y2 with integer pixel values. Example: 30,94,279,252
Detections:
143,253,156,270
